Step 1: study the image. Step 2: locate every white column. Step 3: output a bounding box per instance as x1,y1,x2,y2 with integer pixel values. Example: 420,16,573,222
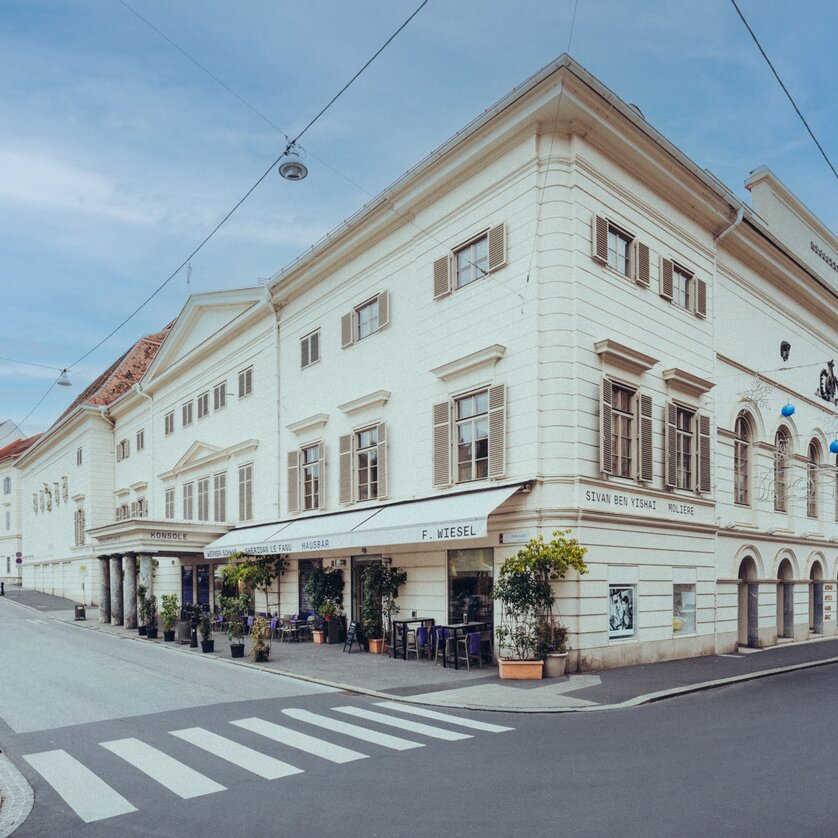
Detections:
98,556,111,624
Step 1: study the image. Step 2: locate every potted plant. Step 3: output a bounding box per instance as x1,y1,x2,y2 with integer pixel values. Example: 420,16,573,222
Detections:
220,593,249,658
494,530,588,680
145,594,159,640
199,613,214,653
161,593,178,642
361,564,407,654
249,616,270,662
137,584,148,636
543,621,570,678
304,567,345,644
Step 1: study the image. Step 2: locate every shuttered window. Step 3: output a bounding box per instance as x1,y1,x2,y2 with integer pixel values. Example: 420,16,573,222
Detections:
238,463,253,521
182,400,193,427
665,404,710,493
197,477,210,522
165,488,175,519
116,439,129,461
136,429,145,452
301,329,320,368
601,380,652,482
339,424,387,505
197,392,209,419
214,381,227,411
238,366,253,398
342,292,390,347
592,215,649,287
434,224,506,300
661,257,707,317
164,411,175,436
74,508,85,546
183,482,194,520
214,473,226,522
302,444,322,511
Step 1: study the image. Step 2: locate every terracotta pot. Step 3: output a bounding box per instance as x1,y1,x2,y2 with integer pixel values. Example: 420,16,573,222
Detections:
498,658,544,680
543,652,568,678
313,630,326,644
368,637,385,655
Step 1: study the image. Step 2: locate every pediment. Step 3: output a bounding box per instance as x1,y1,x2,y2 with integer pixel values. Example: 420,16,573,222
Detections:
157,438,259,481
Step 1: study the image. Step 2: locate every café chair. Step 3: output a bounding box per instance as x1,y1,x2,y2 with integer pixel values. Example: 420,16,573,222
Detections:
412,625,433,661
433,626,453,667
457,631,483,670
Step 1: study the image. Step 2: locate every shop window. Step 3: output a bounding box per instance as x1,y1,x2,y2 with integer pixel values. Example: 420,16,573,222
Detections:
448,548,494,628
673,584,696,634
298,558,323,613
608,585,635,638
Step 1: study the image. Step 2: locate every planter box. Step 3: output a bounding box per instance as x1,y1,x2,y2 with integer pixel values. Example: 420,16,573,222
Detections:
230,643,245,658
498,658,544,680
163,629,176,642
200,639,214,653
253,649,269,663
312,630,326,644
368,638,385,655
544,652,568,678
146,628,159,640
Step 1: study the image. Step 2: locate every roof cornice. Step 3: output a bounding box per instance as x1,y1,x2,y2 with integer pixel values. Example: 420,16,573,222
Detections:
14,406,112,470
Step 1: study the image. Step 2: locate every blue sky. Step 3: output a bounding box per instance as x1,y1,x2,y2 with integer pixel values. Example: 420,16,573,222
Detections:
1,0,835,440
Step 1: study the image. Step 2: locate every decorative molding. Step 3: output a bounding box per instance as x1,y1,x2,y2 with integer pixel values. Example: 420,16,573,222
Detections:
594,339,658,375
431,344,506,381
71,493,85,504
661,367,715,398
130,481,148,493
338,390,391,416
286,413,329,436
115,487,131,498
157,439,259,481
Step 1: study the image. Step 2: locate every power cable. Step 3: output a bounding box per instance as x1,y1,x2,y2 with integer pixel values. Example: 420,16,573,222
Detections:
729,0,837,181
0,357,64,373
0,378,60,445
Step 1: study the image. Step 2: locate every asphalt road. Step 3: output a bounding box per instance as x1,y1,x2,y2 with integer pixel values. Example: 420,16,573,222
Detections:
2,597,837,837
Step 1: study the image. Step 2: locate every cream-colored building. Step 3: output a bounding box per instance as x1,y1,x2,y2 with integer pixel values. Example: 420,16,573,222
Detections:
0,431,38,587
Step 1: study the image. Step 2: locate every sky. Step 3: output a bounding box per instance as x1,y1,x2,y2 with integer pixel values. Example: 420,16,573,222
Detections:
1,0,835,441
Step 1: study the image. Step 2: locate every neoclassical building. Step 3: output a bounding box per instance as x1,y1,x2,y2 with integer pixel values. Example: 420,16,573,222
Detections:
15,55,837,670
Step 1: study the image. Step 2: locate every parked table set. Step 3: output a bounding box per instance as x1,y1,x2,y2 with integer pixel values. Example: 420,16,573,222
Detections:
389,617,435,660
437,622,489,670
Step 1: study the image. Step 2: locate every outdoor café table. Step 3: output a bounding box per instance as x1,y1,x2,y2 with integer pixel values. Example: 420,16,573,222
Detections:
389,617,435,660
439,622,488,669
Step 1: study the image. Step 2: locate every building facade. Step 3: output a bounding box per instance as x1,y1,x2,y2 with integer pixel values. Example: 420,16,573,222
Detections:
0,433,39,587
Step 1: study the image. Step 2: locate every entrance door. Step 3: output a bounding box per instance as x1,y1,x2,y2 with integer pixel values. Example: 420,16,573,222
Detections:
782,583,794,638
747,583,759,647
196,565,210,609
298,558,323,615
181,566,194,608
812,583,824,634
351,556,381,628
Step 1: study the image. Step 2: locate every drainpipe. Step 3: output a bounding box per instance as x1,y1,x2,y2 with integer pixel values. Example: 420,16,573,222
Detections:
136,384,155,517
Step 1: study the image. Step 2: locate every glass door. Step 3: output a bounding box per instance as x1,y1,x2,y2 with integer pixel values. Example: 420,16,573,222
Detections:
351,556,381,628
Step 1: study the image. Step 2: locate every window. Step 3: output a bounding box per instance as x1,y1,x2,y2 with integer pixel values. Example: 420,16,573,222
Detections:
213,473,226,522
660,258,706,317
213,381,227,411
674,407,694,490
238,367,253,399
456,391,489,483
301,330,320,368
774,428,790,512
356,427,379,501
197,392,209,419
665,404,710,493
356,298,379,341
611,385,634,478
302,445,320,510
607,225,632,276
136,497,147,518
2,476,10,494
76,447,83,466
5,510,10,531
197,477,210,522
448,548,494,627
455,233,488,289
672,265,691,310
116,439,129,462
807,441,819,518
74,508,85,546
116,503,129,521
164,411,175,436
182,400,194,428
183,482,194,520
136,429,145,452
601,380,651,481
165,487,175,519
673,584,696,634
734,415,751,506
238,463,253,521
609,585,636,638
341,292,390,347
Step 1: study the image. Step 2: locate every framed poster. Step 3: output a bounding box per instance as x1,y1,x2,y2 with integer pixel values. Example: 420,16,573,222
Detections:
609,585,635,638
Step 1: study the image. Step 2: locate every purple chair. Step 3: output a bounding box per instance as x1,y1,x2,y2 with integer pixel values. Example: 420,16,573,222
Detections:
269,617,278,639
247,615,254,630
458,631,482,670
412,625,432,661
433,626,451,666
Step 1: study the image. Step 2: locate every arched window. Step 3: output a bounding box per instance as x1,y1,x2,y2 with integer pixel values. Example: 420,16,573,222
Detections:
734,415,751,505
807,440,819,518
774,428,790,512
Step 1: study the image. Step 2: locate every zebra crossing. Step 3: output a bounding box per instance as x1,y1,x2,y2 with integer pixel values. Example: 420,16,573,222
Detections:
22,702,513,824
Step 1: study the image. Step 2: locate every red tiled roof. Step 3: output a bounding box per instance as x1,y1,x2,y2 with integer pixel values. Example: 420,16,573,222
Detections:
0,434,43,463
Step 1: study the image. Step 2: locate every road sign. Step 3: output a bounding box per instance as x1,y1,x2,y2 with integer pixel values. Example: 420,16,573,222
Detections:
15,557,22,564
15,551,22,558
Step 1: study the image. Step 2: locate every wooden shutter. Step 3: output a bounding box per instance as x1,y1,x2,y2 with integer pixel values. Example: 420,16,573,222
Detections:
433,401,451,487
377,290,390,330
488,384,506,478
301,337,309,368
376,422,388,499
697,413,711,494
487,223,507,272
130,501,137,518
341,312,353,348
317,443,326,509
635,242,650,287
592,215,608,263
665,402,678,488
339,434,352,505
660,257,674,301
433,255,451,299
287,451,300,514
695,278,707,318
637,393,653,483
600,379,613,476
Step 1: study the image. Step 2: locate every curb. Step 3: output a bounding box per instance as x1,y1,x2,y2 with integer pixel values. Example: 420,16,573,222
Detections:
0,752,33,838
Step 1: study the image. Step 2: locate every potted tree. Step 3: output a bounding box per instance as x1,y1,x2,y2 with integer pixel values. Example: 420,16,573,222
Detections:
199,613,214,653
220,593,249,658
361,564,407,654
305,567,345,644
161,593,178,642
249,616,270,662
137,584,148,636
145,594,159,640
494,530,588,680
223,552,288,616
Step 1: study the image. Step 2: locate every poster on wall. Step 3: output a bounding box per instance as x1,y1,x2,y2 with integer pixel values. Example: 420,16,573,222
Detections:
609,585,635,638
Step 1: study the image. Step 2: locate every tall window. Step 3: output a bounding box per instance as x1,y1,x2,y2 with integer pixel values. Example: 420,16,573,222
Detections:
456,390,489,483
213,381,227,411
2,476,10,494
455,234,488,289
302,446,320,510
116,439,129,461
774,428,790,512
74,508,85,546
734,415,751,506
164,411,175,436
807,441,819,518
197,477,210,522
136,497,147,518
76,447,83,466
238,367,253,399
611,384,634,478
607,225,632,276
165,488,175,519
214,473,226,522
673,266,692,311
183,482,194,520
301,330,320,368
6,510,11,530
356,298,379,341
136,428,145,452
238,463,253,521
182,400,193,427
675,407,694,490
356,427,379,501
197,392,209,419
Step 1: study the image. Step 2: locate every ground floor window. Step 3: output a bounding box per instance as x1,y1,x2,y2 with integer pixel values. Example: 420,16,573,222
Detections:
298,558,323,614
181,566,193,607
609,585,635,638
447,548,494,627
673,584,696,634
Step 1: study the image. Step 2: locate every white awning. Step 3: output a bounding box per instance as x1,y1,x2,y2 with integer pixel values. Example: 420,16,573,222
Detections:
204,483,525,559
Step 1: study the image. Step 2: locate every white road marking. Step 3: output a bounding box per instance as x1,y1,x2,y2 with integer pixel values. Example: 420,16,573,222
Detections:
282,708,423,751
231,717,368,763
374,702,514,732
23,749,137,823
101,737,225,799
170,727,302,780
333,706,472,740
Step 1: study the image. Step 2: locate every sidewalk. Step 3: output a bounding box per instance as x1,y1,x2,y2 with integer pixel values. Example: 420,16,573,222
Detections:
4,587,838,713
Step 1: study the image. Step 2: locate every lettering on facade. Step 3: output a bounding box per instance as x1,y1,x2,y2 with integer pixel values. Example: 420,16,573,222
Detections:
149,532,189,541
300,539,330,550
421,523,478,541
584,489,698,518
